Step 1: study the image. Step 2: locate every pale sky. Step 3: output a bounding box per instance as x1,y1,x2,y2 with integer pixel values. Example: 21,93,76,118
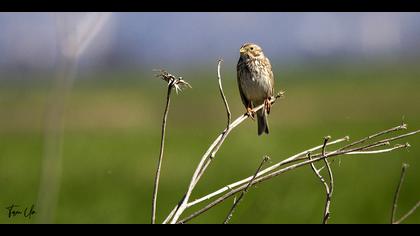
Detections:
0,12,420,71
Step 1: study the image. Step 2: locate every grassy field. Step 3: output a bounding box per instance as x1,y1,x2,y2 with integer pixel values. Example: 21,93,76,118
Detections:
0,62,419,223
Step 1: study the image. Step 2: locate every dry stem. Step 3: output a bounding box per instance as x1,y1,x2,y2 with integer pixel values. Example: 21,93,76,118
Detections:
321,136,334,224
307,136,334,224
151,82,173,224
391,163,420,224
223,156,270,224
187,127,418,211
177,127,416,224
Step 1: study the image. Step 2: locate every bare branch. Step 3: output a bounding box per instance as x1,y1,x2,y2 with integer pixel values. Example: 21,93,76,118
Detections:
377,130,420,144
187,136,349,209
307,136,334,224
181,152,344,224
391,162,408,224
162,206,178,224
223,156,270,224
290,129,404,163
151,83,172,224
177,127,419,224
321,136,333,224
339,123,407,151
166,73,285,224
346,143,409,155
186,129,417,215
250,141,412,189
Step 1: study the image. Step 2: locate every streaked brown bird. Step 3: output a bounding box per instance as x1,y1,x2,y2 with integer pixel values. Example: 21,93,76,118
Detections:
237,43,275,135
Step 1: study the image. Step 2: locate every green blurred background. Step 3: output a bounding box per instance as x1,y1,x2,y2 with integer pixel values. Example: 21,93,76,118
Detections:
1,62,419,224
0,13,419,224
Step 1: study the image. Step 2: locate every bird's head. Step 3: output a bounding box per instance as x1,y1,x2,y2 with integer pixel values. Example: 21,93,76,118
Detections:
239,43,264,59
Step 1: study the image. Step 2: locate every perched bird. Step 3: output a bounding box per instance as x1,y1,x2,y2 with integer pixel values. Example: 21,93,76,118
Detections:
237,43,275,135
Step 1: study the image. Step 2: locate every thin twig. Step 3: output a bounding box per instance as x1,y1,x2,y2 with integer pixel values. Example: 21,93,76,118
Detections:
321,136,333,224
278,129,417,165
223,156,270,224
377,130,420,144
389,162,419,224
338,123,407,151
307,136,333,224
217,59,231,128
303,126,414,173
307,152,330,224
196,57,233,182
206,59,232,162
346,143,409,155
391,163,408,224
322,136,330,157
152,70,190,224
394,201,420,224
151,82,173,224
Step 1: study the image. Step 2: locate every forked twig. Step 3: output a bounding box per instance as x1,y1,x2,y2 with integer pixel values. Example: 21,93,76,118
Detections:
308,152,330,224
321,136,333,224
307,136,334,224
194,60,231,182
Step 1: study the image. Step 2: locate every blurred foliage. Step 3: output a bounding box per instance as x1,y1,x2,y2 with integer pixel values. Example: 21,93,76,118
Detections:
0,62,419,223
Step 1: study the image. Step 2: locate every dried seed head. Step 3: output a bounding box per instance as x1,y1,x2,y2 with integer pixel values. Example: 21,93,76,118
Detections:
154,69,191,94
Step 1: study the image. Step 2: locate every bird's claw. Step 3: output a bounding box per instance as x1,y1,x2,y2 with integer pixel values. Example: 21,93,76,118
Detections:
264,98,271,114
247,107,256,120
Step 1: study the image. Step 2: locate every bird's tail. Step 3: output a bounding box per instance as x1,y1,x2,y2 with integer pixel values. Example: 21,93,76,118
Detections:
257,108,269,136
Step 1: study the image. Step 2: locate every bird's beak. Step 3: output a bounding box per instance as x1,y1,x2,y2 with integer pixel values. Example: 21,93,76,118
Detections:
239,47,246,54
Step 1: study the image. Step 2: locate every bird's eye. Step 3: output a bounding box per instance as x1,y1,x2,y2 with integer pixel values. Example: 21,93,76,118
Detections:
250,47,254,50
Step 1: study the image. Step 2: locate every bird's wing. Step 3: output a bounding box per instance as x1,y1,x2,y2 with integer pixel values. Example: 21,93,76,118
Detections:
237,62,250,108
265,57,275,95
